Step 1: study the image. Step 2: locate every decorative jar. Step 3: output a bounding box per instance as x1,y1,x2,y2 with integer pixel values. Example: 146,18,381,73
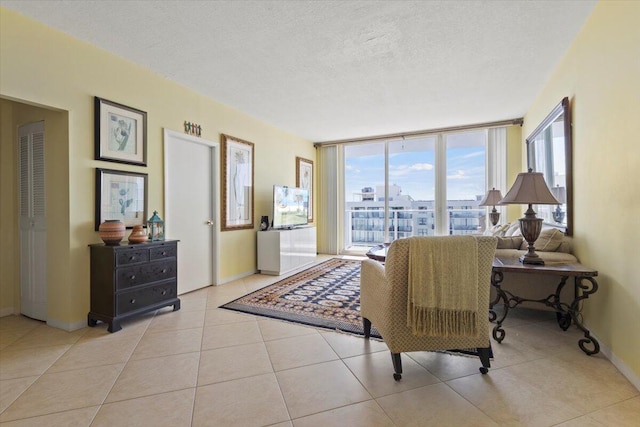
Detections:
98,220,125,245
128,224,148,244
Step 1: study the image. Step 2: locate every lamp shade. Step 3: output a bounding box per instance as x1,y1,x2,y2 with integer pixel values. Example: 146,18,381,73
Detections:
478,188,503,207
551,185,566,204
499,169,560,205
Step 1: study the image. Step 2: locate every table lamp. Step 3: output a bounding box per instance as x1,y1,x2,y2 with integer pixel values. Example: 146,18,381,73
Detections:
478,188,503,226
499,169,560,265
550,185,567,224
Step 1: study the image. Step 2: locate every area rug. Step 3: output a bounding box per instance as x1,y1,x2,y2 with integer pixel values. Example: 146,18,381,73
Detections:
220,258,381,338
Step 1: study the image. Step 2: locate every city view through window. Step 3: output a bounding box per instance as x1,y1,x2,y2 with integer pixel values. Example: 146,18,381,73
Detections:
344,131,488,249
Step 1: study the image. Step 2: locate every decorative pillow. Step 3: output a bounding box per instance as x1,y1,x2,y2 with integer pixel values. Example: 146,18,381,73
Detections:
484,223,510,237
520,228,565,252
504,222,522,237
496,236,524,249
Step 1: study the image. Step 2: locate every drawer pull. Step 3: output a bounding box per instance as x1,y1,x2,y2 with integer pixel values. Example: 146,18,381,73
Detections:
162,269,167,273
129,256,136,261
161,251,167,256
161,290,167,296
130,275,136,280
130,299,136,304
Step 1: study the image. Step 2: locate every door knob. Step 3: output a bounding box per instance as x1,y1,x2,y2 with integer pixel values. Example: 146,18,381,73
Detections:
206,220,214,226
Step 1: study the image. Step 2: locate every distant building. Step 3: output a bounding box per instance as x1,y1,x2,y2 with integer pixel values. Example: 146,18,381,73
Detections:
346,186,486,246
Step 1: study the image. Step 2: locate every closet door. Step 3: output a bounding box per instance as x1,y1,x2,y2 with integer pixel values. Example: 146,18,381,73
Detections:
19,121,47,321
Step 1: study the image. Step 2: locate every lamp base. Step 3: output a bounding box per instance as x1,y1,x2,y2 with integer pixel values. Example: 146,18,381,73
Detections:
519,207,544,265
489,210,500,226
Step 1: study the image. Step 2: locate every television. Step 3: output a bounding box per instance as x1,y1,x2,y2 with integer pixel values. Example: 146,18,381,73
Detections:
272,185,309,229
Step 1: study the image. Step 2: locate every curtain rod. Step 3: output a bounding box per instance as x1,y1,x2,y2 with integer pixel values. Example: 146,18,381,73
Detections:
313,118,523,147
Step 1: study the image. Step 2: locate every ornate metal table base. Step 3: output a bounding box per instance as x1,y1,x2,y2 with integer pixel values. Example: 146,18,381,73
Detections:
489,257,600,356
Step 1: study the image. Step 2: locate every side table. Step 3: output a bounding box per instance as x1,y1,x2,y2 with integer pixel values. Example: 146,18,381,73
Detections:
490,256,600,355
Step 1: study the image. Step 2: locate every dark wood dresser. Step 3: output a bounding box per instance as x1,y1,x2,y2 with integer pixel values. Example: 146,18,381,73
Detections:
88,240,180,332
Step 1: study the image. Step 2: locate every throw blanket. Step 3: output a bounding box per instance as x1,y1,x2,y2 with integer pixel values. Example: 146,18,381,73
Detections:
407,236,479,337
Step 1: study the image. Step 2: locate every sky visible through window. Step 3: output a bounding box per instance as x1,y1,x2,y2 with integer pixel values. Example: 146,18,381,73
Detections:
345,131,485,202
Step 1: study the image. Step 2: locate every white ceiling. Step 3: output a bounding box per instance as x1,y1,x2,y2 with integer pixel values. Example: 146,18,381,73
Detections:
1,0,597,142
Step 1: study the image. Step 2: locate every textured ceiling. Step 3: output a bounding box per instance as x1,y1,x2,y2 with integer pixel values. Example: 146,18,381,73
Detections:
1,0,597,142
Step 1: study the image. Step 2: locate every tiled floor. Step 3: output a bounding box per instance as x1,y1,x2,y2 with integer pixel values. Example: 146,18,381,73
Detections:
1,259,638,426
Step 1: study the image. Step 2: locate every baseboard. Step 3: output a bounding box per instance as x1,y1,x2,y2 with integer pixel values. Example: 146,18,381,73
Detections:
217,269,258,285
0,307,15,317
592,330,640,392
46,318,86,332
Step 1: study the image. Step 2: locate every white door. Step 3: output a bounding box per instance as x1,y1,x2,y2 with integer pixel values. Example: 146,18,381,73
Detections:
19,121,47,320
164,130,219,294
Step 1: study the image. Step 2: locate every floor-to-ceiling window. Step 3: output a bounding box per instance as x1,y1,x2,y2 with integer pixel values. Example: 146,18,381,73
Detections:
342,129,493,253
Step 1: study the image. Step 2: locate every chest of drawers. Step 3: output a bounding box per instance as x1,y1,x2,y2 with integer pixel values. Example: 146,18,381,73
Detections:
88,240,180,332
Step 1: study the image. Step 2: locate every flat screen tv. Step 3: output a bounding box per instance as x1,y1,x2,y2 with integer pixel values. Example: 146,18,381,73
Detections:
272,185,309,229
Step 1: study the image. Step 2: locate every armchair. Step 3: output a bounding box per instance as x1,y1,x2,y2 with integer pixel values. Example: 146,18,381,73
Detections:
360,235,497,380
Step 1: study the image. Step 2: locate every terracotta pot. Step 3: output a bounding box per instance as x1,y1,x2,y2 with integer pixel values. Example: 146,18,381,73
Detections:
128,224,148,244
99,220,125,245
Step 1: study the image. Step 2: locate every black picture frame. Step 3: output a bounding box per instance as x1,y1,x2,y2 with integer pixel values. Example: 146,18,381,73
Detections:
95,168,148,230
94,96,147,166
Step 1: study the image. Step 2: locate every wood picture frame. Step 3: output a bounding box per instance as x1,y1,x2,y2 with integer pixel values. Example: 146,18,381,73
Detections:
221,134,254,231
95,96,147,166
296,156,313,223
95,168,148,230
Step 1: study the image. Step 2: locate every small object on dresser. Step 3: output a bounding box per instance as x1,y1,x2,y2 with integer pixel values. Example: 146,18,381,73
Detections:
128,224,148,243
260,215,269,231
147,211,165,241
98,219,125,245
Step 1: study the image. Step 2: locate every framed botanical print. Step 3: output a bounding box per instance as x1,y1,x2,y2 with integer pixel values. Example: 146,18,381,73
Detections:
95,96,147,166
95,168,148,230
296,156,313,223
221,134,254,231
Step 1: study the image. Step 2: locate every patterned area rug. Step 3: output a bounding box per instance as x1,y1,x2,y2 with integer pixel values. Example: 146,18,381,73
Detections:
220,258,381,338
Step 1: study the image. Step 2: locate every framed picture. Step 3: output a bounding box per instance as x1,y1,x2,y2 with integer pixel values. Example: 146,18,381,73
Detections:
221,134,254,231
296,156,313,223
95,96,147,166
95,168,148,230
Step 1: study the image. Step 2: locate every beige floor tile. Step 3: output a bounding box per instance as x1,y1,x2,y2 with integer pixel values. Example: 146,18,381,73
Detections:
47,335,140,373
495,322,578,355
105,352,199,403
130,327,202,360
258,318,319,341
204,308,256,326
514,352,639,413
192,373,289,427
0,406,99,427
0,315,42,333
447,367,583,426
0,364,123,422
0,330,29,350
408,350,492,381
376,383,499,426
147,309,205,331
92,388,195,427
0,344,70,380
293,400,395,427
320,331,387,359
554,415,607,426
343,351,440,398
198,342,273,385
276,360,371,419
588,396,640,426
8,324,87,351
176,288,209,312
265,334,338,371
0,376,38,413
201,320,262,350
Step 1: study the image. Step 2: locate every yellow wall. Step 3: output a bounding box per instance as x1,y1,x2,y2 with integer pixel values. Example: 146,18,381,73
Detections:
522,1,639,380
0,8,315,327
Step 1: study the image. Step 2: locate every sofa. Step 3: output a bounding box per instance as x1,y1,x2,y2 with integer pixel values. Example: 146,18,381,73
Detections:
485,222,577,310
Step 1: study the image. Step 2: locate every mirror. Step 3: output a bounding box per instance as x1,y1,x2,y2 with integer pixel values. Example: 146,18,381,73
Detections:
526,97,572,235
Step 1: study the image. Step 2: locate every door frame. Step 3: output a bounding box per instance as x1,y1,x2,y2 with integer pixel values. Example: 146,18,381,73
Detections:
163,129,220,287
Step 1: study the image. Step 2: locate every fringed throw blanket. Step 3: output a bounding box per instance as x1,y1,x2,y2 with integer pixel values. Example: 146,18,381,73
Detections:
407,236,479,337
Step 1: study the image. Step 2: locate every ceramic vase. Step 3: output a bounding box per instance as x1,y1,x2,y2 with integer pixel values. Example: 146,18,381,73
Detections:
128,224,148,244
99,219,125,245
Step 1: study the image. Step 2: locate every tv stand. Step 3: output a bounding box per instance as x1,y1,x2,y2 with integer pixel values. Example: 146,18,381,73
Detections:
257,227,316,275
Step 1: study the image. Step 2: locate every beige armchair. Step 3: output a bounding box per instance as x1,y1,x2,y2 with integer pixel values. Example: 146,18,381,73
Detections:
360,236,497,380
